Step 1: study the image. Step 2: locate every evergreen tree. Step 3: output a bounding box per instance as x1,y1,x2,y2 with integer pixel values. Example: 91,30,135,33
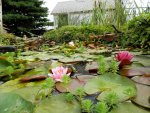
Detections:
2,0,50,36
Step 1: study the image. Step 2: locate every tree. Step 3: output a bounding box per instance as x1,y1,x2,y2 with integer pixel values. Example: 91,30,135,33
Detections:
2,0,50,36
0,0,3,33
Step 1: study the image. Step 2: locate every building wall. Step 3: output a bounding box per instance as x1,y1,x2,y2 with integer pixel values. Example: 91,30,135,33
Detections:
68,11,92,25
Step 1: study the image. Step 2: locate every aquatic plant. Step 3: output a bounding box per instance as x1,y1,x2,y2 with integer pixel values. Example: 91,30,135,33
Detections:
48,66,71,82
110,60,119,73
94,101,109,113
65,93,74,103
81,99,93,113
98,55,107,75
104,92,119,107
35,77,55,100
76,87,86,102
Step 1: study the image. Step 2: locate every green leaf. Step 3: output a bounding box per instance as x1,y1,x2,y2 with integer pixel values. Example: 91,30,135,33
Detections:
0,93,34,113
34,94,81,113
84,73,136,103
110,102,150,113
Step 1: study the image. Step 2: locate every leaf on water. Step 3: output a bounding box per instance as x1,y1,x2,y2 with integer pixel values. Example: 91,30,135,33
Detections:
110,102,150,113
0,93,34,113
132,83,150,109
56,78,85,94
84,73,137,103
132,76,150,86
34,94,81,113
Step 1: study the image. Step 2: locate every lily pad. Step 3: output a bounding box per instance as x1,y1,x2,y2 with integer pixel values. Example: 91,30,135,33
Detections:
132,83,150,109
56,78,85,94
0,78,53,103
120,67,150,77
84,73,136,103
110,102,150,113
0,93,34,113
34,94,81,113
132,76,150,86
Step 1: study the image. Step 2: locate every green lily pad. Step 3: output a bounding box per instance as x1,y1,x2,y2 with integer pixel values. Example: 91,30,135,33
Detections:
132,83,150,109
133,55,150,67
84,73,136,103
0,93,34,113
34,94,81,113
0,59,13,76
110,102,150,113
0,78,52,102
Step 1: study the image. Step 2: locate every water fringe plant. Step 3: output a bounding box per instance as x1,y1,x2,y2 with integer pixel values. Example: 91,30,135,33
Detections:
35,77,55,101
75,87,86,102
65,93,75,103
110,60,118,73
104,92,119,108
62,75,71,91
98,55,107,75
94,101,109,113
81,99,93,113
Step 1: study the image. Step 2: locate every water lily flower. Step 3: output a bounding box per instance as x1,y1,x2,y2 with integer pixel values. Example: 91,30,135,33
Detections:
48,66,70,82
115,51,134,68
115,51,134,61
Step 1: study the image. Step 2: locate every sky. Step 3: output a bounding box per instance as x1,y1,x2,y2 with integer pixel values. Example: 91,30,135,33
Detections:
43,0,149,21
43,0,70,21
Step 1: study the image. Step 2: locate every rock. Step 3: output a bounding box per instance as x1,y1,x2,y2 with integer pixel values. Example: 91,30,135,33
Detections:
0,46,16,53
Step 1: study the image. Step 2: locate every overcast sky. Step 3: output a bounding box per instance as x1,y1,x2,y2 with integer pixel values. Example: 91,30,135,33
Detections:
43,0,70,21
43,0,149,21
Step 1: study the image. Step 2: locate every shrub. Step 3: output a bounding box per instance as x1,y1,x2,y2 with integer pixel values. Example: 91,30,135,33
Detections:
0,33,17,45
43,25,113,43
126,13,150,49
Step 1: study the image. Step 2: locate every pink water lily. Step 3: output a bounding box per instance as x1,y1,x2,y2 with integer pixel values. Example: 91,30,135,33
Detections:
48,66,70,82
115,51,134,68
115,51,134,61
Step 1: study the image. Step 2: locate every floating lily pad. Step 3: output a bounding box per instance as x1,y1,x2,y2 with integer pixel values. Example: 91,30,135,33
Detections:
56,78,85,94
132,83,150,109
34,94,81,113
132,76,150,86
133,55,150,67
0,93,34,113
110,102,150,113
84,73,136,103
120,67,150,77
0,59,13,76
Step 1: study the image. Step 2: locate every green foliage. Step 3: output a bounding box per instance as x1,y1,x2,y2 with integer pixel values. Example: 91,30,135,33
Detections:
0,52,26,79
81,99,93,113
36,77,54,100
124,87,136,97
104,92,119,106
42,77,55,89
2,0,50,36
65,93,75,103
126,13,150,49
91,0,127,28
94,101,109,113
110,60,118,73
98,55,107,75
62,75,71,91
75,87,86,102
43,25,113,43
0,93,34,113
0,33,17,45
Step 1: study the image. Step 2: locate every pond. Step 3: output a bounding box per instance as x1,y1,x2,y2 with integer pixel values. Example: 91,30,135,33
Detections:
0,46,149,113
